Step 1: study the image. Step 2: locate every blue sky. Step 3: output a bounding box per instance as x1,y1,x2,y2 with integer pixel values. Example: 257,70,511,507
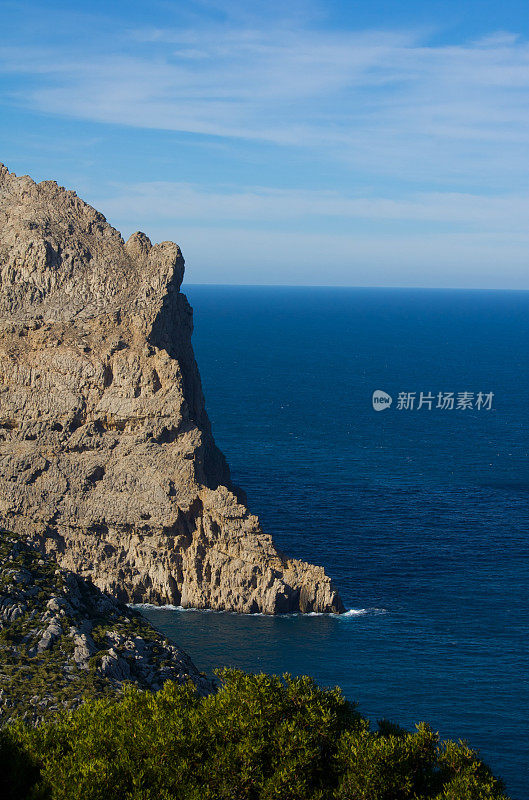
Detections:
1,0,528,287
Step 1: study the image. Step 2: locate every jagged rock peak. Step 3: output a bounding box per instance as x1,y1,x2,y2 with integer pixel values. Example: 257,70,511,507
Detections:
0,163,344,615
0,163,184,326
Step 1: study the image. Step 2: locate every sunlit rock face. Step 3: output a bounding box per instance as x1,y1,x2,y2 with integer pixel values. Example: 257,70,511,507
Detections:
0,164,344,614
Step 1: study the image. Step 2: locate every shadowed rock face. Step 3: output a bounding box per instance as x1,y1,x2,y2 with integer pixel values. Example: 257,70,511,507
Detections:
0,164,344,614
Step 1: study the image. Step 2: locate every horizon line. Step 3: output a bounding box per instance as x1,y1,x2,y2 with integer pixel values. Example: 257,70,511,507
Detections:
182,282,529,292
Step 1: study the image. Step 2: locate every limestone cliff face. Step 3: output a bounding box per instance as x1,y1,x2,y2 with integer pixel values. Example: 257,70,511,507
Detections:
0,164,344,614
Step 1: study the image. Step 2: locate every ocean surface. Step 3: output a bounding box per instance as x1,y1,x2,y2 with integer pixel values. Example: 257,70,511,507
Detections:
141,286,529,799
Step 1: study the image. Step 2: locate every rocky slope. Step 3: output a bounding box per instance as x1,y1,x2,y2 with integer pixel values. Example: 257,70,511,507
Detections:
0,530,211,724
0,164,344,614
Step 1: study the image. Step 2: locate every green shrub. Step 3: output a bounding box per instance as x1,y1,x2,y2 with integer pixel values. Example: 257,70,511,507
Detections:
0,669,510,800
0,726,43,800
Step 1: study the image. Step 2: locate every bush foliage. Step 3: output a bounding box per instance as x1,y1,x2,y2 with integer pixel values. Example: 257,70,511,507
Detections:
0,668,510,800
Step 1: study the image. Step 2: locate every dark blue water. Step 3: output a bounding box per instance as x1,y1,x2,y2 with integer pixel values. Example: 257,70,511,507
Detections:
142,287,529,799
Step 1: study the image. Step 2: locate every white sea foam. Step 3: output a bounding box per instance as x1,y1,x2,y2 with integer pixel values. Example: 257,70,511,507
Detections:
129,603,185,612
341,608,369,617
340,607,387,618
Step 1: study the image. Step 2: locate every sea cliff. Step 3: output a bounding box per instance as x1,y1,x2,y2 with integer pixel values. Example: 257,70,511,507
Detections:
0,164,343,614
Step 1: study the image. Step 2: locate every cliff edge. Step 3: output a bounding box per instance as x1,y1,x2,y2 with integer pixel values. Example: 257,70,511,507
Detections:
0,164,344,614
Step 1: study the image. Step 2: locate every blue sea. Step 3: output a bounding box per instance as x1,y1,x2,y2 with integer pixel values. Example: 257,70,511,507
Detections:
141,286,529,800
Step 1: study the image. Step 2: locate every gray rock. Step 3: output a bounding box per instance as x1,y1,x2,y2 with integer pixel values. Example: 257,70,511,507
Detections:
47,596,71,613
99,651,131,681
37,619,62,652
70,630,97,668
12,569,32,586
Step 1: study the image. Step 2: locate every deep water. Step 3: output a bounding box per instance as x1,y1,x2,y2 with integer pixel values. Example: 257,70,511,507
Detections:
141,286,529,799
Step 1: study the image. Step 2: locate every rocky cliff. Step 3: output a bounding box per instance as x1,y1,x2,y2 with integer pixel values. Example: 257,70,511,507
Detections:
0,530,211,725
0,164,343,614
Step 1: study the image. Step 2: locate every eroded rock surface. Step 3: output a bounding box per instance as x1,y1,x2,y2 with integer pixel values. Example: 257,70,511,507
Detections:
0,164,344,614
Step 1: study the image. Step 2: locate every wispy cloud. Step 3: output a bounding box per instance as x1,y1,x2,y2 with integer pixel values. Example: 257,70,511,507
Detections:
1,2,527,288
92,181,529,231
1,24,528,186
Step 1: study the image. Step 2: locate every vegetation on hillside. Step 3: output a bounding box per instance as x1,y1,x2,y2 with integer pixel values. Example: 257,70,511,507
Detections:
0,531,209,725
0,668,510,800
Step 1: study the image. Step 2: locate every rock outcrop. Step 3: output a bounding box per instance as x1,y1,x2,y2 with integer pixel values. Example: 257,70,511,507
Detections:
0,164,344,614
0,530,211,725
